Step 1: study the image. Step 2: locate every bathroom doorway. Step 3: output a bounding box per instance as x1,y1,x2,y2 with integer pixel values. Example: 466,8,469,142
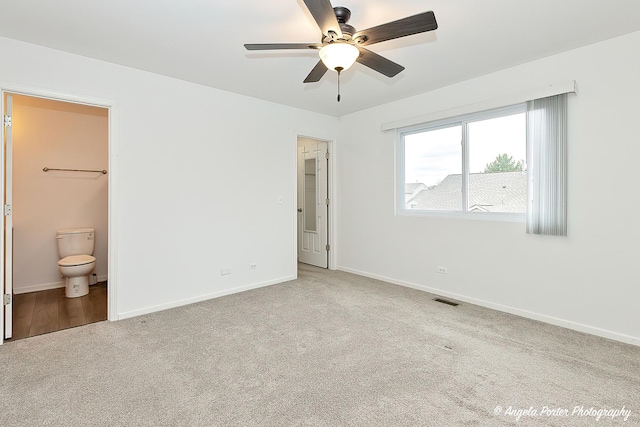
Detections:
2,92,109,340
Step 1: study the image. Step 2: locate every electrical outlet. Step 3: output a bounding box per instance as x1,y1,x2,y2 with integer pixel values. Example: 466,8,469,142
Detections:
250,264,258,270
437,266,448,274
220,268,231,276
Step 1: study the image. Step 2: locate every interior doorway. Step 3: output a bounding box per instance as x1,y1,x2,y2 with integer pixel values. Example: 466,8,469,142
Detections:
297,136,330,268
2,92,110,341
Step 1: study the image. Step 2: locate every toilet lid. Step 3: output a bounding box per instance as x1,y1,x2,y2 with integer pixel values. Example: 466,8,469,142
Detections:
58,255,96,267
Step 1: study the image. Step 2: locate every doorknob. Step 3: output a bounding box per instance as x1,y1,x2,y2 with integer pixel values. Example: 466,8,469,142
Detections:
297,208,302,212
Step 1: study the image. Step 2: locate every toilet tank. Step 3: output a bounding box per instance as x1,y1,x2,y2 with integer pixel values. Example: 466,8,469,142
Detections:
56,228,95,258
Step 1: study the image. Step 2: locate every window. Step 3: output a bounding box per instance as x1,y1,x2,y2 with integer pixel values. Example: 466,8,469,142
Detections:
399,104,527,220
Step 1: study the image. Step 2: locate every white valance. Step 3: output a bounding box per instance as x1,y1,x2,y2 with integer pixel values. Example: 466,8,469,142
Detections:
381,80,577,132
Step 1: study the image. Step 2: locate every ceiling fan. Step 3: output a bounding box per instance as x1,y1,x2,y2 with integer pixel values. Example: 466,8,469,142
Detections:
244,0,438,101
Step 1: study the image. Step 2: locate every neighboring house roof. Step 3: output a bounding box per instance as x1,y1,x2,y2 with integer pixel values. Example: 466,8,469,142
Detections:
405,182,426,194
405,182,428,205
408,171,527,212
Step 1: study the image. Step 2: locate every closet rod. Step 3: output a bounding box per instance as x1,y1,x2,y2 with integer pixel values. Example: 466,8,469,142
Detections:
43,167,107,174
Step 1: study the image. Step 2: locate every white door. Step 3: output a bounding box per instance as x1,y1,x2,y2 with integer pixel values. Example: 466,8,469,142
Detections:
297,139,328,268
3,94,13,340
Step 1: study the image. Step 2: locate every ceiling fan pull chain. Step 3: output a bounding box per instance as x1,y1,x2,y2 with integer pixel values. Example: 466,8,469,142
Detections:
336,66,343,102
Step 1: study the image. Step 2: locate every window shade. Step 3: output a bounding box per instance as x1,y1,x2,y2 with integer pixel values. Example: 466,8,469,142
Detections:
526,94,568,236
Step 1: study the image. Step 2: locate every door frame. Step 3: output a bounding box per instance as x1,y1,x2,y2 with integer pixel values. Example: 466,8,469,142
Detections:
293,132,336,272
1,83,120,345
297,139,328,268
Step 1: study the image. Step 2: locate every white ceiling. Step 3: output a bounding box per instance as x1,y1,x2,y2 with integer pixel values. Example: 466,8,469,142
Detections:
1,0,640,116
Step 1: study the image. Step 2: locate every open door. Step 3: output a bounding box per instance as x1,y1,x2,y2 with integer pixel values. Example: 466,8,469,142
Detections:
297,138,328,268
2,93,13,340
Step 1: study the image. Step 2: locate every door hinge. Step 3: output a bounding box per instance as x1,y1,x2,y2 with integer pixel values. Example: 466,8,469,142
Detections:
3,294,10,306
3,205,11,216
325,198,330,205
3,115,11,127
325,244,330,251
325,152,330,160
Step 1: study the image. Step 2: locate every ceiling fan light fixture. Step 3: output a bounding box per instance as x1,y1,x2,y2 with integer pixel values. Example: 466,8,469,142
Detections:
319,43,359,72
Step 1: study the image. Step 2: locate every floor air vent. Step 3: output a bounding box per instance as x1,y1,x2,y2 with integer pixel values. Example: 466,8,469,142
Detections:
433,298,459,307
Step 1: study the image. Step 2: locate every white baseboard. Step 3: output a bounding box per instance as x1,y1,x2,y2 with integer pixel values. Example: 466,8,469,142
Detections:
13,274,109,294
337,266,640,347
14,280,65,294
118,275,295,320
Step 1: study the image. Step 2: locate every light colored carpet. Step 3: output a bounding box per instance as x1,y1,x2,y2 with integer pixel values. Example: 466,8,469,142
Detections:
1,264,638,426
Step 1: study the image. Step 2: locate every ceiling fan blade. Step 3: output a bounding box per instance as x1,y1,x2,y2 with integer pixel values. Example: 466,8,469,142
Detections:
356,48,405,78
354,11,437,46
302,0,342,38
244,43,322,51
303,60,328,83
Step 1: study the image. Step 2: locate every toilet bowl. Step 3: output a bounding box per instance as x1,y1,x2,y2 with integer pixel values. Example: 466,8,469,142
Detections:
58,255,96,298
56,228,96,298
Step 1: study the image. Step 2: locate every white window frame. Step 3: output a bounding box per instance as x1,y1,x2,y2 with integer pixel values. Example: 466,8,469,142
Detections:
396,103,527,222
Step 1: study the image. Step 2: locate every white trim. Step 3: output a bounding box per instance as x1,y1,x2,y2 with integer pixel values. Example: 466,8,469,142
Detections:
398,210,526,223
2,93,13,339
13,275,108,295
106,100,120,321
119,275,295,320
381,80,577,132
0,83,119,343
337,266,640,347
292,132,299,277
328,137,337,270
13,281,65,294
0,93,3,344
0,81,117,110
399,103,526,137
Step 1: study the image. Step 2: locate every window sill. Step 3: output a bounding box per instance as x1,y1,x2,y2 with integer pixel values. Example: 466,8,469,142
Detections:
398,209,526,223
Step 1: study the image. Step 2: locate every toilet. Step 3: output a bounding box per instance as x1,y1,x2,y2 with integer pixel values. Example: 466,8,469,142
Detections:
56,228,96,298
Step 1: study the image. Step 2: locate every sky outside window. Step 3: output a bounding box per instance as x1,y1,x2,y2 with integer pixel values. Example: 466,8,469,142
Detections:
468,113,526,173
404,113,525,187
405,125,461,187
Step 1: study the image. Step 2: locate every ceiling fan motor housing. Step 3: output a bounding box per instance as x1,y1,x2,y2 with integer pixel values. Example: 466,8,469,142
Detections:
333,6,351,23
335,7,356,39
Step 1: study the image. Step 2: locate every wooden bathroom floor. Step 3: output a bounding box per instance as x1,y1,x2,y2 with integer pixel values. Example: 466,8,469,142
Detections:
10,282,107,341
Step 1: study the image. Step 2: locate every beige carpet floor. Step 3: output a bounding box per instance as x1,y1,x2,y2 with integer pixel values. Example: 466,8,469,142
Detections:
1,264,638,426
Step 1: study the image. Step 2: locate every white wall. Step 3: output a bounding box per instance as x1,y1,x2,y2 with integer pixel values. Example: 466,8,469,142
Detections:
3,31,639,345
12,95,108,293
336,31,640,344
0,36,338,318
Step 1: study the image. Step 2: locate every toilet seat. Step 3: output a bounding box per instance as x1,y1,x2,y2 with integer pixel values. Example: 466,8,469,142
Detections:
58,255,96,267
